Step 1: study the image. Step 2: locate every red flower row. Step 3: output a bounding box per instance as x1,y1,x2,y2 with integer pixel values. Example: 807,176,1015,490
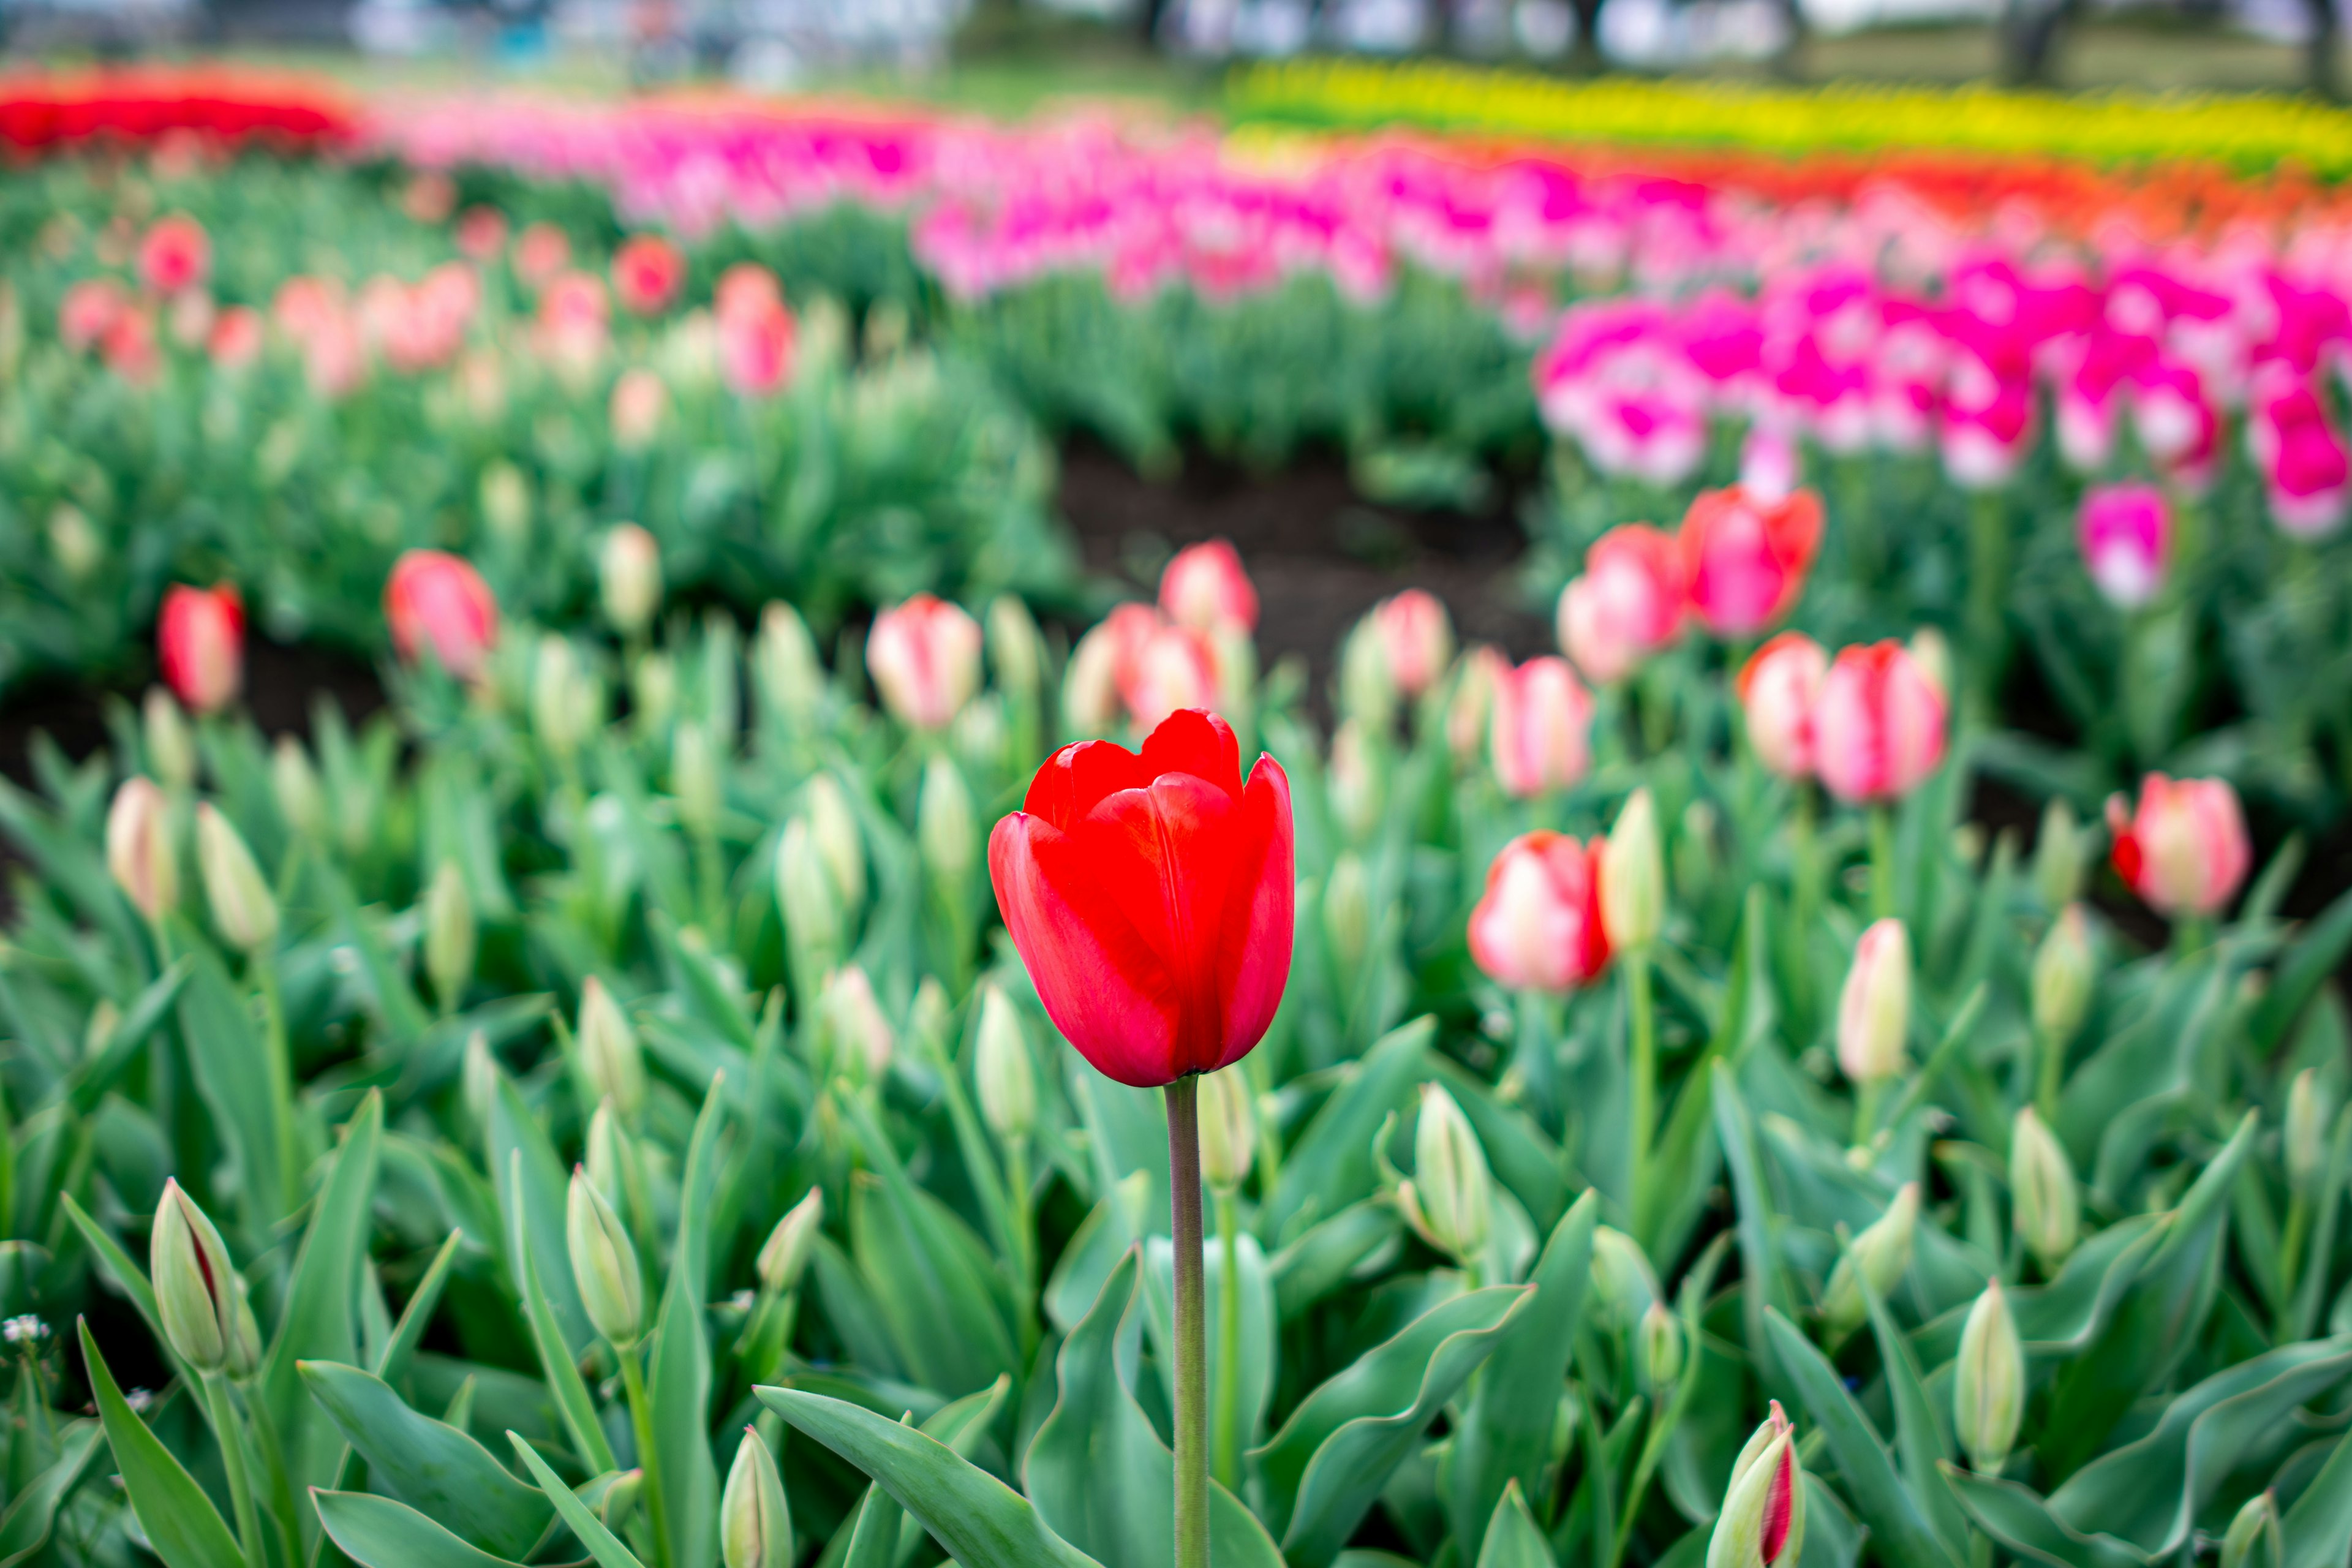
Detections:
0,70,353,151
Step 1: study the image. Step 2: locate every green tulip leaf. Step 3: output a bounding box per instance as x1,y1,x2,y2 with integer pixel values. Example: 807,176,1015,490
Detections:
505,1148,619,1475
1717,1063,1796,1385
78,1321,244,1568
1800,1472,1865,1568
1046,1177,1152,1335
837,1484,899,1568
1856,1237,1969,1561
263,1090,385,1510
1474,1480,1557,1568
506,1433,647,1568
299,1360,551,1558
1140,1232,1276,1456
311,1491,529,1568
0,1419,102,1567
647,1077,726,1568
1265,1017,1433,1237
2283,1420,2352,1568
1940,1465,2149,1568
490,1072,591,1355
175,949,291,1225
65,958,190,1115
2250,883,2352,1052
849,1101,1019,1396
60,1193,190,1392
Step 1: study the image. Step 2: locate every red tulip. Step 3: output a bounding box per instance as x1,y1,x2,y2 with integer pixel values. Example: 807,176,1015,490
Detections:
1678,486,1823,639
1811,641,1947,804
1159,540,1258,635
138,214,210,295
2106,774,2250,918
989,709,1294,1088
386,549,499,680
612,235,685,316
1559,522,1686,685
157,584,244,714
1736,632,1828,780
1468,831,1610,993
868,594,982,731
1488,655,1594,799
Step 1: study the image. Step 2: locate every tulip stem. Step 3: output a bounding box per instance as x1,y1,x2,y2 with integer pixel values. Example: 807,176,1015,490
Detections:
1213,1188,1243,1492
1869,805,1898,923
201,1372,266,1568
1006,1138,1040,1361
256,963,297,1223
620,1345,673,1568
1626,950,1656,1225
2033,1023,2063,1125
1165,1077,1208,1568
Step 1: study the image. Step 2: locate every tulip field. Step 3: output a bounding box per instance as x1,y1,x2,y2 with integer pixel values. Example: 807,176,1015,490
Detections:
6,58,2352,1568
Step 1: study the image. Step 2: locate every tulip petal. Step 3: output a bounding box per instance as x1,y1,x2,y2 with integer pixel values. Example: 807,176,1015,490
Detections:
1212,756,1295,1069
1023,740,1152,829
1139,709,1242,797
1072,774,1240,1074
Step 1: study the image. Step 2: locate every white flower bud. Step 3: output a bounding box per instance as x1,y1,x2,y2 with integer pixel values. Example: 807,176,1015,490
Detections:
2010,1106,2081,1271
143,688,195,790
1600,787,1664,952
271,736,324,840
986,595,1043,696
567,1167,644,1348
2286,1069,2331,1197
673,721,722,841
578,977,646,1120
1640,1300,1684,1387
1327,720,1383,841
633,652,678,735
974,986,1038,1143
1953,1278,2023,1476
532,635,597,760
755,601,823,725
1709,1403,1805,1568
1324,852,1371,975
2033,796,2084,910
152,1179,260,1378
598,524,662,639
462,1028,497,1130
757,1189,823,1294
722,1428,793,1568
775,819,842,973
823,965,893,1079
1589,1225,1662,1325
1398,1084,1491,1264
195,804,277,954
107,777,178,922
2031,904,2094,1047
1836,919,1911,1085
1821,1182,1920,1338
1197,1065,1257,1192
804,775,866,922
424,861,475,1011
919,753,976,886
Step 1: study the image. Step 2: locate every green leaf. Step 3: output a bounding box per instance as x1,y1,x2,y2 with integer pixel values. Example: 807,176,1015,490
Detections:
311,1491,529,1568
1446,1191,1598,1561
1715,1061,1795,1385
1268,1199,1400,1321
299,1361,552,1558
760,1387,1104,1568
647,1077,726,1568
1265,1017,1433,1238
64,959,190,1115
77,1320,245,1568
377,1231,464,1382
1474,1480,1558,1568
2250,884,2352,1052
1856,1236,1969,1561
59,1192,190,1392
490,1072,592,1355
1256,1284,1533,1568
176,948,291,1226
1940,1466,2149,1568
2283,1420,2352,1568
1640,888,1766,1259
1763,1309,1959,1568
506,1434,646,1568
848,1102,1018,1397
1800,1473,1864,1568
1026,1249,1284,1568
505,1148,617,1475
839,1485,899,1568
0,1419,102,1567
1140,1232,1275,1455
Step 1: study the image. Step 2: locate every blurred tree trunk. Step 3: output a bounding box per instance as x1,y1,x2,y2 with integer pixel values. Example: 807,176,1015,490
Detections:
1569,0,1604,68
2310,0,2342,99
2001,0,2078,83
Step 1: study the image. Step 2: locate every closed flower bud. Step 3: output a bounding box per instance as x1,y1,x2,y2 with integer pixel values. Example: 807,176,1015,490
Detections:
1338,617,1398,731
271,736,324,840
2010,1106,2081,1270
599,524,662,639
869,594,981,731
423,861,475,1010
1589,1225,1662,1325
775,819,843,971
1398,1084,1491,1264
1323,852,1372,975
48,503,102,582
1821,1182,1920,1337
974,986,1037,1142
1469,831,1611,993
1736,633,1827,781
823,965,894,1079
1328,720,1384,840
1601,788,1664,952
144,687,196,790
2220,1493,2283,1568
804,775,867,921
480,462,532,545
633,652,677,734
584,1099,626,1205
2034,797,2085,910
755,601,824,724
1836,919,1911,1085
986,595,1044,696
1446,646,1505,764
2106,773,2251,919
196,804,277,954
2286,1069,2329,1196
1198,1065,1257,1191
721,1428,794,1568
578,977,646,1120
152,1179,260,1377
107,777,178,921
157,583,245,715
1639,1300,1684,1387
2031,904,2095,1047
672,722,721,840
1953,1278,2024,1475
1812,640,1947,805
532,636,596,760
757,1188,824,1294
1709,1402,1806,1568
602,1471,643,1531
463,1028,497,1129
567,1166,644,1347
919,754,977,885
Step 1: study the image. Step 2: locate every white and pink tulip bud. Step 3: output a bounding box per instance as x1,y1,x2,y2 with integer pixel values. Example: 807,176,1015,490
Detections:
1599,787,1663,953
867,595,982,732
2106,774,2250,919
609,367,668,451
1121,620,1221,733
195,804,277,955
1488,655,1594,799
1558,523,1685,685
157,583,244,715
2076,483,2171,611
1708,1402,1806,1568
1398,1084,1491,1264
1371,589,1453,698
1736,633,1827,781
106,777,178,921
1953,1279,2023,1475
385,549,499,681
152,1178,260,1377
1469,831,1611,993
1158,539,1257,636
1812,641,1947,805
598,523,663,639
1836,919,1911,1085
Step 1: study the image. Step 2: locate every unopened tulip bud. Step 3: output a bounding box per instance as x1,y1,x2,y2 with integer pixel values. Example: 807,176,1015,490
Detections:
1338,618,1398,731
48,504,102,582
152,1179,260,1377
1446,646,1505,764
868,595,981,731
755,602,824,724
2034,797,2085,909
721,1428,794,1568
775,820,843,970
974,986,1037,1143
85,999,120,1061
2010,1106,2080,1270
908,976,952,1061
1373,589,1454,701
1709,1402,1806,1568
423,861,475,1010
756,1188,823,1294
1836,919,1911,1085
143,687,195,790
585,1099,625,1205
1640,1300,1684,1387
1907,627,1953,705
1323,851,1371,974
632,652,677,734
2220,1493,2283,1568
986,595,1043,697
804,775,866,921
462,1028,497,1129
196,804,277,954
107,777,178,921
567,1167,644,1347
673,722,721,840
600,524,662,639
2031,904,2094,1049
603,1471,643,1531
1821,1183,1920,1337
1601,788,1664,952
919,754,976,885
1198,1065,1257,1192
2286,1070,2329,1196
532,636,594,760
2106,773,2252,919
271,736,324,840
480,462,532,545
1328,720,1382,840
578,977,646,1120
1589,1225,1662,1325
1398,1084,1491,1263
1953,1278,2023,1475
823,965,894,1079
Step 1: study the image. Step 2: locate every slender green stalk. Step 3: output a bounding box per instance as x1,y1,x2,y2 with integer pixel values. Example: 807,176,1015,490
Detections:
1165,1077,1207,1568
2033,1024,2064,1125
239,1374,304,1568
2280,1193,2311,1307
1626,950,1656,1219
1006,1139,1039,1361
201,1373,266,1568
1213,1188,1243,1491
1869,805,1898,923
1853,1079,1884,1149
619,1346,673,1568
1967,488,2010,717
256,963,298,1219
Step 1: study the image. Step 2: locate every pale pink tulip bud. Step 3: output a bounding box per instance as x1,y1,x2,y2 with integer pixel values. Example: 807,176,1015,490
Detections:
2106,773,2250,918
1837,918,1911,1085
598,524,663,639
137,214,209,295
720,300,796,397
1062,607,1145,734
1558,524,1686,686
609,368,668,451
105,777,177,921
1371,589,1454,698
867,594,982,731
715,263,784,326
1158,539,1258,635
207,306,263,370
2077,483,2171,610
1736,632,1827,780
157,584,244,715
513,222,571,290
1488,655,1594,799
1446,646,1507,763
1812,641,1948,805
385,549,499,680
1678,486,1824,639
59,279,129,351
1122,622,1221,731
1468,831,1611,992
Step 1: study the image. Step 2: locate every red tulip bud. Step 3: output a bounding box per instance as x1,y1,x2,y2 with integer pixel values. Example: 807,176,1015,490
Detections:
1469,831,1611,993
385,549,499,680
157,584,244,715
1812,640,1947,805
1678,486,1823,639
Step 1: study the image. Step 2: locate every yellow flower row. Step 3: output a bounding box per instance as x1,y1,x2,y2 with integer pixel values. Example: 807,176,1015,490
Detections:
1225,58,2352,174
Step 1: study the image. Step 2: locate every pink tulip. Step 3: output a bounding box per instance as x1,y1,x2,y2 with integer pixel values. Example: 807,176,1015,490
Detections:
1737,631,1828,780
1488,655,1594,799
1159,540,1258,635
1065,603,1162,733
455,206,508,261
100,309,160,386
720,300,797,397
59,279,130,350
2107,774,2250,918
1468,831,1611,992
137,214,209,295
1678,486,1823,640
2252,375,2351,540
2076,484,2170,610
1558,523,1685,685
714,263,783,326
610,368,668,450
1122,622,1221,732
612,235,685,316
1812,641,1948,804
208,306,264,370
1371,589,1454,698
271,276,345,342
157,584,244,714
385,549,499,680
514,222,571,290
867,594,982,731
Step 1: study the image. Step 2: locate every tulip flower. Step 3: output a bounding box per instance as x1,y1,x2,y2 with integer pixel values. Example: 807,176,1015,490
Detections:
1708,1403,1805,1568
208,306,264,369
611,234,685,315
567,1167,645,1348
974,986,1038,1142
721,1429,793,1568
138,214,210,295
609,367,668,450
1558,523,1686,685
157,584,244,715
716,263,785,325
456,205,508,259
2010,1106,2080,1270
2076,483,2171,610
152,1179,262,1378
2286,1069,2329,1197
1837,918,1910,1087
1122,621,1222,733
720,299,797,396
2106,773,2250,919
106,777,177,922
1639,1301,1685,1387
272,737,325,842
513,222,571,290
1468,831,1610,993
1677,486,1823,639
1370,589,1454,698
1446,646,1506,764
59,278,129,350
757,1189,823,1294
868,594,982,731
2030,904,2094,1109
1811,641,1948,805
1736,632,1827,780
1953,1280,2023,1474
1159,539,1258,635
1397,1084,1491,1264
578,977,646,1120
1488,655,1594,799
385,549,499,680
599,524,663,639
195,805,277,955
